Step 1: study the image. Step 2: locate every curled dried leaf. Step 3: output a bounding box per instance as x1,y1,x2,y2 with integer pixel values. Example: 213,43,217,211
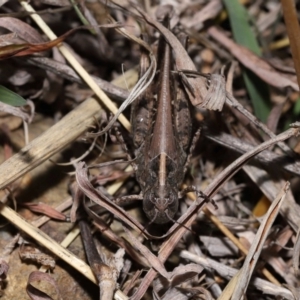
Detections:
0,100,34,123
203,74,226,111
26,271,61,300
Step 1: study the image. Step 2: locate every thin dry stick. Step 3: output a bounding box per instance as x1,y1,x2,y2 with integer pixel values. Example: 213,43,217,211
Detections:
39,224,80,273
20,1,131,132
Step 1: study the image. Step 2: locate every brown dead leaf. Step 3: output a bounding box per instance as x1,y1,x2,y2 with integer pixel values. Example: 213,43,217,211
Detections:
0,24,121,60
0,17,44,44
21,202,67,221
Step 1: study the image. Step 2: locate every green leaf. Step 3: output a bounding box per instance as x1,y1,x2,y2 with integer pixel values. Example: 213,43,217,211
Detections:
0,85,27,106
223,0,271,122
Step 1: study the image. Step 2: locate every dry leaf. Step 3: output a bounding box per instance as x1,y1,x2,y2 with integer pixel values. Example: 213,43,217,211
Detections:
26,271,61,300
21,202,67,221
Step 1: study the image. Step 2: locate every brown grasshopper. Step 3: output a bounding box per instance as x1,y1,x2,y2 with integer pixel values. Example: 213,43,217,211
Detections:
131,18,194,224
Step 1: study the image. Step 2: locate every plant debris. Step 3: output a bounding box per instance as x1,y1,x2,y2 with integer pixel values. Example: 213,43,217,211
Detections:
0,1,300,300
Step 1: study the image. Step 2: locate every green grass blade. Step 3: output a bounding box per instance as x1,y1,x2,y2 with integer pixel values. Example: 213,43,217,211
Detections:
0,85,27,106
293,97,300,115
69,0,96,35
223,0,271,122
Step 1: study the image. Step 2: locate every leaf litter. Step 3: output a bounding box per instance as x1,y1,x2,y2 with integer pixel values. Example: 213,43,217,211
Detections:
0,1,300,300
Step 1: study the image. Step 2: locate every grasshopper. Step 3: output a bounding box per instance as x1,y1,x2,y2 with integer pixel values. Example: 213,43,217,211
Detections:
131,18,194,224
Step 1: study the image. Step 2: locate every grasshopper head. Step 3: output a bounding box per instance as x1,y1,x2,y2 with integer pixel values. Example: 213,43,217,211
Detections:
143,185,178,224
